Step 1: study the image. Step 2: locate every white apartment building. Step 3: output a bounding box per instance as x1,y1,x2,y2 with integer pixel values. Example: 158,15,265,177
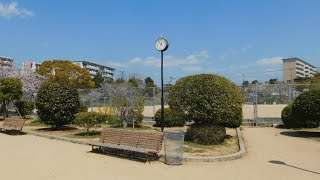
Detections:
22,61,41,72
0,56,14,66
282,58,319,82
72,61,115,79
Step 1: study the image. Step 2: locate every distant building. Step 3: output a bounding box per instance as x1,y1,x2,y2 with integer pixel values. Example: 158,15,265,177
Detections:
0,56,14,66
72,61,115,79
22,61,41,72
282,58,318,83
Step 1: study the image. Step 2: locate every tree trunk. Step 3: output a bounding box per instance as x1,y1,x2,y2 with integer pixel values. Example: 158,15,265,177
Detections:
2,101,6,120
86,128,90,135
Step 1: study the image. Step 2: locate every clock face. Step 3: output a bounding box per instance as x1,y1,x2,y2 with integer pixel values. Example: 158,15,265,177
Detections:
155,37,169,51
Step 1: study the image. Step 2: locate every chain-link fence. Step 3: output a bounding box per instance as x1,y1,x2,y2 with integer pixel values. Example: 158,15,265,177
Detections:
17,83,319,125
242,83,320,125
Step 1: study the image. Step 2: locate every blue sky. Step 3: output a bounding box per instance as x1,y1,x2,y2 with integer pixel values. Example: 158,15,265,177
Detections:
0,0,320,85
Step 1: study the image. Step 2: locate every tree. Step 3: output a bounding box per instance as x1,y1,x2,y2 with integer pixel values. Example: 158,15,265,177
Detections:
115,77,126,84
102,82,144,128
251,80,259,85
169,74,244,127
0,66,45,93
37,60,95,89
269,78,278,84
242,80,249,87
14,100,34,119
74,112,108,135
36,79,80,130
93,72,104,88
0,78,23,119
145,77,156,87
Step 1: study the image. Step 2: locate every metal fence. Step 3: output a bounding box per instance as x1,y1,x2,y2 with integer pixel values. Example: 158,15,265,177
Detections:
17,83,319,125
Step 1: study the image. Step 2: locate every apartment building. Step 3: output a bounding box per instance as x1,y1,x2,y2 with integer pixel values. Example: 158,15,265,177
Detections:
22,61,41,72
282,58,319,82
0,56,14,66
72,61,115,79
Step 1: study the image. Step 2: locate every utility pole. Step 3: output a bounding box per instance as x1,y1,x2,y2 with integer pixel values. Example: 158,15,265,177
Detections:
253,84,258,126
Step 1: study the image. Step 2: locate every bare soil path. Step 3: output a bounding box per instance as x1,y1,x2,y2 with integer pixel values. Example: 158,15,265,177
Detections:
0,127,319,180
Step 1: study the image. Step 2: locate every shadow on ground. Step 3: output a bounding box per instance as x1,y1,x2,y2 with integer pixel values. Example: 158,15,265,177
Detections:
0,130,26,136
89,148,160,163
269,160,320,175
280,131,320,139
35,126,78,131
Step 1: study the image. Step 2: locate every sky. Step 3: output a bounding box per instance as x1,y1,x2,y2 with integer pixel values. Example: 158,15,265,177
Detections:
0,0,320,85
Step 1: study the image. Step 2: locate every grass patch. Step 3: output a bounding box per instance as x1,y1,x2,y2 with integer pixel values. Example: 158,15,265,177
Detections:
27,119,47,126
66,130,101,139
184,134,239,157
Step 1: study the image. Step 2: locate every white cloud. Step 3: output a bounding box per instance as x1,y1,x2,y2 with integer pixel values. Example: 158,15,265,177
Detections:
0,2,34,19
129,57,142,64
182,66,203,72
105,61,128,69
256,57,283,66
130,50,209,68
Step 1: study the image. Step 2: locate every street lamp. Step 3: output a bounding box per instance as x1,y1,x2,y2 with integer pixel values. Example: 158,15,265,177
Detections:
155,36,169,132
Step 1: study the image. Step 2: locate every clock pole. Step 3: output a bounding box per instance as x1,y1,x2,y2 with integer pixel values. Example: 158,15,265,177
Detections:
155,36,169,132
160,50,164,132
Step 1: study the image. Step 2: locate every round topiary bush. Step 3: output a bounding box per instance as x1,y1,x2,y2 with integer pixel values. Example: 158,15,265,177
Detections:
154,107,185,127
185,125,226,145
36,80,80,129
281,104,299,128
168,74,244,127
292,90,320,128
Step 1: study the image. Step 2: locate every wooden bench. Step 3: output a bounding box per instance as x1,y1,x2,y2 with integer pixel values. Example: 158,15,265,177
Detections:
0,119,26,132
89,128,164,161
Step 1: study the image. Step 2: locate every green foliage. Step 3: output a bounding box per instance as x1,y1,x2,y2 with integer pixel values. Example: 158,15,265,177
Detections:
74,112,108,134
106,115,122,126
292,90,320,128
127,97,144,127
79,104,88,112
14,100,34,118
154,108,185,127
145,77,156,87
36,80,80,129
93,72,104,88
185,125,226,145
242,80,249,87
251,80,259,85
128,77,139,88
115,77,126,84
269,78,278,84
36,60,95,89
0,78,23,119
281,104,298,128
168,74,244,127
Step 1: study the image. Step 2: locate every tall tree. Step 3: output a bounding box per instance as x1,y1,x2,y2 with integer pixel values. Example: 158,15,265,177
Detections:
145,77,156,87
93,72,104,88
0,78,23,119
251,80,259,85
37,60,95,89
269,78,278,84
242,80,249,87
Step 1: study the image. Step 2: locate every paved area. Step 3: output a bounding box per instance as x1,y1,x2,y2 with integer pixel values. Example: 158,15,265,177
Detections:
0,127,319,180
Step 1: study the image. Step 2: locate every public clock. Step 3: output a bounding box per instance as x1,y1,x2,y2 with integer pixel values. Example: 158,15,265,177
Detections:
155,37,169,51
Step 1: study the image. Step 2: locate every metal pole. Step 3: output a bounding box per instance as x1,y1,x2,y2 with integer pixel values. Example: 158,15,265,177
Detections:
161,50,164,132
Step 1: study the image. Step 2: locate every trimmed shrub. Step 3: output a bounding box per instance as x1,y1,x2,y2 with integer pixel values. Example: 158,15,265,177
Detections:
154,108,185,127
14,100,34,118
292,90,320,128
74,112,108,134
168,74,244,127
281,104,299,128
36,80,80,130
185,125,226,145
79,104,88,112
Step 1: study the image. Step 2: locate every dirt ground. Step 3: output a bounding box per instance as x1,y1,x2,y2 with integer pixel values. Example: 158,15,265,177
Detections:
0,127,319,180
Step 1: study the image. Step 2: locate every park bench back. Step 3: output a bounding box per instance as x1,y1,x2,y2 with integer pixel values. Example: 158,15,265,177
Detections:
1,119,26,131
100,128,164,153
